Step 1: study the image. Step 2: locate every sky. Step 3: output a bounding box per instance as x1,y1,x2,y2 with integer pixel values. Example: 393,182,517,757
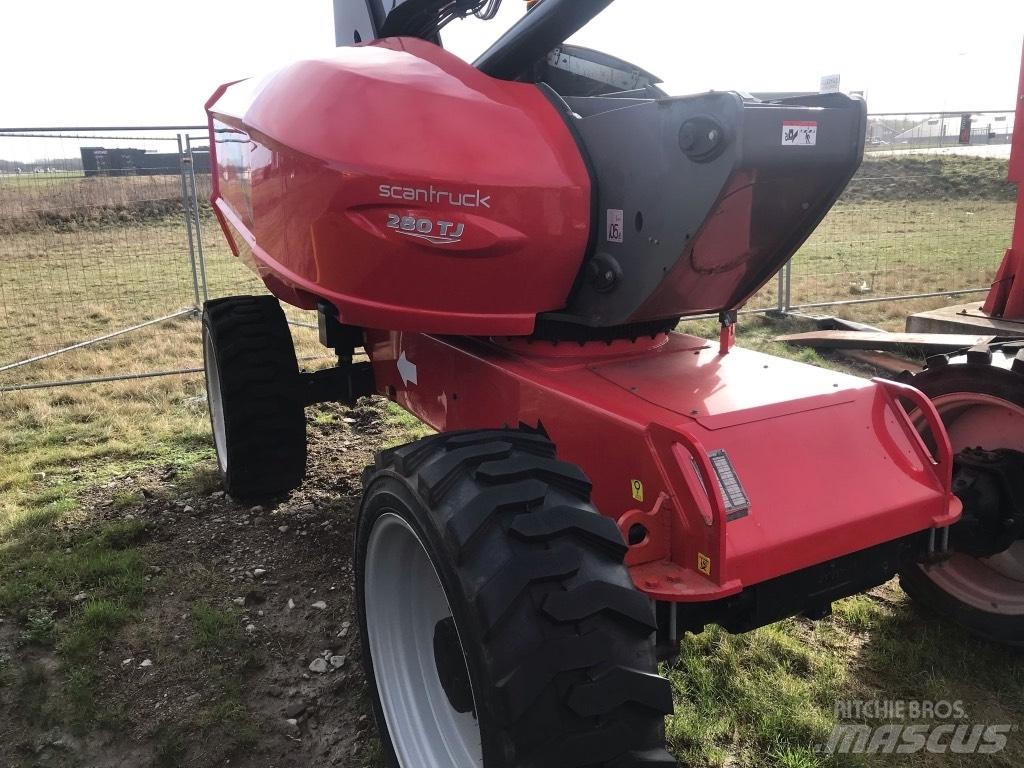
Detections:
0,0,1022,129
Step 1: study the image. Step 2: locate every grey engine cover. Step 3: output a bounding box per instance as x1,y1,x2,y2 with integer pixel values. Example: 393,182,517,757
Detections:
546,90,866,327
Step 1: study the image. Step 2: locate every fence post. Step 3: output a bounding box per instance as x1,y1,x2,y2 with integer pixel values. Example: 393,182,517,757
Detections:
185,134,210,303
784,258,792,312
776,260,792,314
178,133,202,309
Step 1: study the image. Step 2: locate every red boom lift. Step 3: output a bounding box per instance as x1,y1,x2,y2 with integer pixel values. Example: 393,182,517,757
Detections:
983,46,1024,322
199,2,1024,765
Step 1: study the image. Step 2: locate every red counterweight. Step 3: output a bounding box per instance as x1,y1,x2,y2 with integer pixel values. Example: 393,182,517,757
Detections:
206,38,591,337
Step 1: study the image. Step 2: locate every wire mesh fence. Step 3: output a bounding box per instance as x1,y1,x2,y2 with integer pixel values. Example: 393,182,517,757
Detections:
0,112,1017,390
0,129,198,381
865,109,1015,155
0,127,266,390
758,109,1016,314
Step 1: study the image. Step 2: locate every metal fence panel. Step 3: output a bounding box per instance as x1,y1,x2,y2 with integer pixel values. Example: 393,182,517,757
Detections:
763,110,1016,313
789,175,1012,309
181,136,266,304
0,128,204,383
0,127,283,391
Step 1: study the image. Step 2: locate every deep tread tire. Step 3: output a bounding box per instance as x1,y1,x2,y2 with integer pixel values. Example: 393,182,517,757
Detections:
900,345,1024,645
201,295,306,500
356,429,676,768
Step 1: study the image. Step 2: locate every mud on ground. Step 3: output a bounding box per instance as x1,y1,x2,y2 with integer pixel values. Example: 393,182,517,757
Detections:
0,399,411,768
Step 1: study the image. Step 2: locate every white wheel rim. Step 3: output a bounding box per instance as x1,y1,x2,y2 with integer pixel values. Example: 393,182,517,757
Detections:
364,512,483,767
203,330,228,474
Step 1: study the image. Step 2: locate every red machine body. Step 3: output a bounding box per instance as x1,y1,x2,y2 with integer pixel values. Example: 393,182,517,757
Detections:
198,6,1024,760
207,37,867,336
365,329,960,600
207,38,590,336
206,32,960,611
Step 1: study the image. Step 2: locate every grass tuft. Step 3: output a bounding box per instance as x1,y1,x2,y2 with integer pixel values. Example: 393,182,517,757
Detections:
59,599,134,663
191,602,244,655
109,488,145,511
832,595,883,632
21,607,56,646
175,463,223,497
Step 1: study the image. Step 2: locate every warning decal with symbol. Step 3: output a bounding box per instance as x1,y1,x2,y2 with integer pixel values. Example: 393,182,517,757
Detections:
697,552,712,576
630,479,644,503
781,120,817,146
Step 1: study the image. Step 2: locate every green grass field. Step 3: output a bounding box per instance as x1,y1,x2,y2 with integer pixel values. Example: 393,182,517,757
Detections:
788,199,1011,309
0,170,84,187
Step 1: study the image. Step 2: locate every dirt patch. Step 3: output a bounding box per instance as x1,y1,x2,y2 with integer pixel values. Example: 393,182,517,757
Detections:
0,400,404,768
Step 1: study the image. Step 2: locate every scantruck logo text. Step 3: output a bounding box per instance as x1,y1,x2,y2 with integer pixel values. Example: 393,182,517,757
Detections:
378,184,491,209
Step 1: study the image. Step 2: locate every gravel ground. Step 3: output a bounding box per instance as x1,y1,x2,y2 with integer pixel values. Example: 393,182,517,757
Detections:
0,400,403,768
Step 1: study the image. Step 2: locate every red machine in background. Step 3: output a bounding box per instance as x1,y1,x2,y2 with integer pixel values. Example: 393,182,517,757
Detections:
199,2,1024,766
895,44,1024,660
909,41,1024,335
982,41,1024,321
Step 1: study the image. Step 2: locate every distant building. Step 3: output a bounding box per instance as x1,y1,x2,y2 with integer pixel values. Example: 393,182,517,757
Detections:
866,119,901,144
80,146,210,177
892,114,1015,145
81,147,146,177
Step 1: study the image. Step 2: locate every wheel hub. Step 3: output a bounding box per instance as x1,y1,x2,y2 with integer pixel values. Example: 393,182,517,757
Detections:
433,616,475,714
916,390,1024,615
950,448,1024,557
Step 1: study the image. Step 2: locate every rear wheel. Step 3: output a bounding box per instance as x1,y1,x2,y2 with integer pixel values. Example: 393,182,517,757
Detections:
900,345,1024,645
201,295,306,501
355,429,676,768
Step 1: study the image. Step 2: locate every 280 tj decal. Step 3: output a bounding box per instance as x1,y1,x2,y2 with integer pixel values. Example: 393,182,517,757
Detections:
386,213,465,245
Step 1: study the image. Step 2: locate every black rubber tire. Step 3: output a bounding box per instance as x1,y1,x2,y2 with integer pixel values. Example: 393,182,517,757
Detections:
355,429,676,768
201,295,306,501
899,344,1024,645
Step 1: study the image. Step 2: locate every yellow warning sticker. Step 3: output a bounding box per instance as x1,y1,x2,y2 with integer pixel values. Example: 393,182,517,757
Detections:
630,479,644,503
697,552,712,576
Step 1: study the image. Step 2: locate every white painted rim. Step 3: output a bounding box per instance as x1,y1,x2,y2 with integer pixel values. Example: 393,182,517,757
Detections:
364,512,483,767
203,329,228,475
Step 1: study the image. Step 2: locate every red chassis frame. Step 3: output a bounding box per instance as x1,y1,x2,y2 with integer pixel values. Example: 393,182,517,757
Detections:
365,328,961,604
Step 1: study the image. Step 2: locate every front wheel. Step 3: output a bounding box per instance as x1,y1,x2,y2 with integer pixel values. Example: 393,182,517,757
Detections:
355,429,676,768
